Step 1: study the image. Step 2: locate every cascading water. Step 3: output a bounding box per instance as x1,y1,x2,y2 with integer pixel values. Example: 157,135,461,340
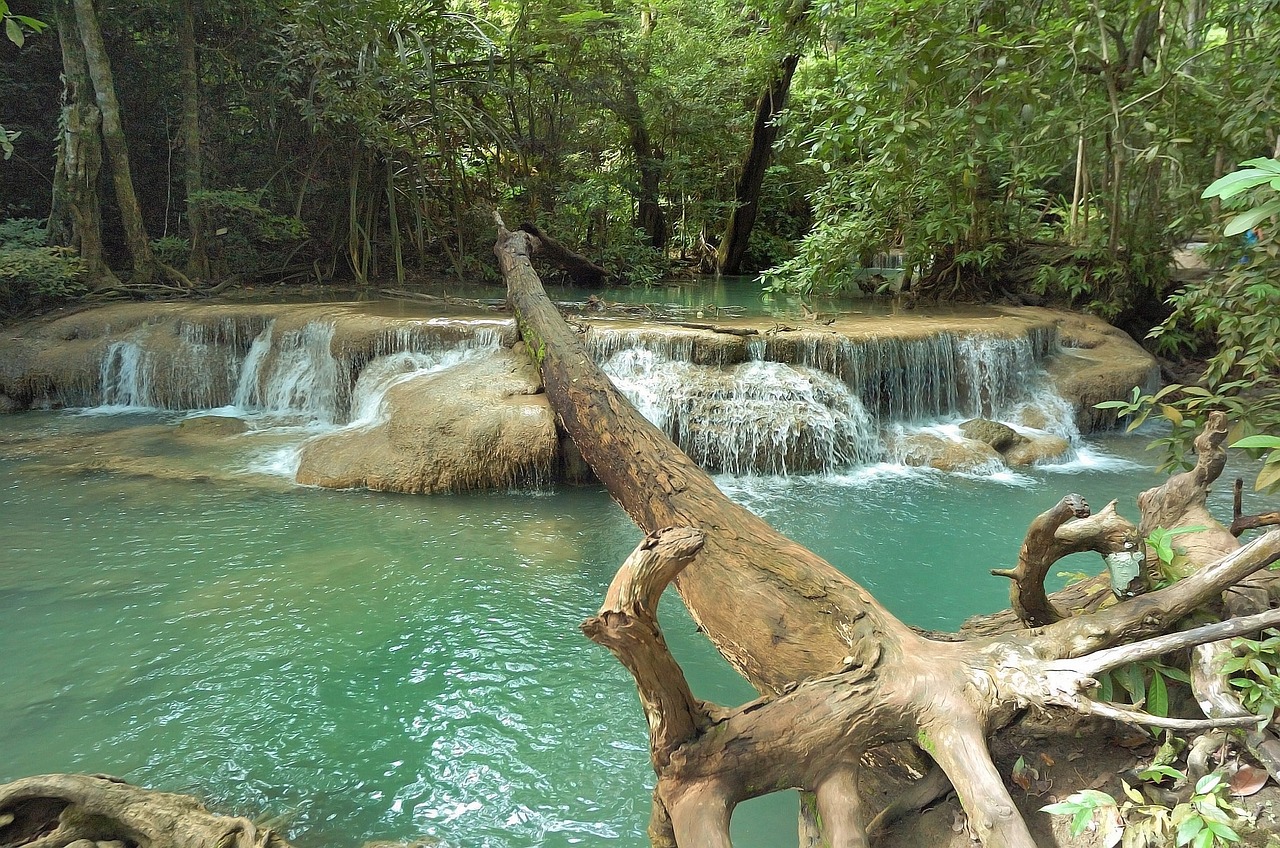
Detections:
591,325,1080,475
99,341,152,408
346,348,482,427
602,348,879,474
252,322,341,424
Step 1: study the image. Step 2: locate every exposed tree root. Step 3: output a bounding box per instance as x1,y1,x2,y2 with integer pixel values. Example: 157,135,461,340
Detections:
0,773,292,848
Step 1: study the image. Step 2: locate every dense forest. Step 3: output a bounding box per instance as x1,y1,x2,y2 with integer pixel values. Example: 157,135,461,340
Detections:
1,0,1278,451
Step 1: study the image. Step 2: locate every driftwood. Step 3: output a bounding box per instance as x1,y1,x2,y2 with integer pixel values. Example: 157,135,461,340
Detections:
0,773,292,848
495,218,1280,847
991,495,1142,627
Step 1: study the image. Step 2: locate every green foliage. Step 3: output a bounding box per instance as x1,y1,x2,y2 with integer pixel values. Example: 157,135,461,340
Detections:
188,189,308,279
1042,768,1245,848
0,218,86,316
0,2,45,51
1223,629,1280,724
1109,158,1280,493
150,236,190,268
1095,658,1190,717
763,0,1276,313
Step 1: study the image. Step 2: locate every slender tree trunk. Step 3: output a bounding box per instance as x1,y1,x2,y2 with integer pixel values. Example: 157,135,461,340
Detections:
71,0,188,287
715,53,799,274
177,0,210,283
50,0,117,289
616,79,666,250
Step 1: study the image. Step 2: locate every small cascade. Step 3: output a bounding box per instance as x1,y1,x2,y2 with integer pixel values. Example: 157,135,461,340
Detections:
231,321,275,410
347,348,480,427
602,349,879,474
254,322,341,423
100,342,152,407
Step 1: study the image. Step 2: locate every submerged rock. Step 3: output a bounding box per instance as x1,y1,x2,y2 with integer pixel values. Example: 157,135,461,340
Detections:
959,418,1025,452
895,432,1003,473
295,347,557,494
1003,433,1071,466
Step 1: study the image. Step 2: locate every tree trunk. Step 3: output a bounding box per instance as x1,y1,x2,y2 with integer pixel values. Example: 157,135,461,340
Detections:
715,53,799,275
495,217,1280,846
49,0,117,289
617,79,666,250
71,0,189,288
177,0,210,283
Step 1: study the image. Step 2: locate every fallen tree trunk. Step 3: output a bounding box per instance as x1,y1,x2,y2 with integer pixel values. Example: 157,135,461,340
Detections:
495,216,1280,847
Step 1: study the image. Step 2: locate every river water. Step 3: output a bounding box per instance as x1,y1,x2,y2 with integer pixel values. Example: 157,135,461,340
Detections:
5,406,1274,847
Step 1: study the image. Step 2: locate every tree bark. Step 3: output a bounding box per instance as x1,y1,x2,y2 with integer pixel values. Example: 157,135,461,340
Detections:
49,0,117,289
177,0,210,283
71,0,190,288
496,218,1280,846
617,79,667,250
992,495,1142,626
715,52,799,275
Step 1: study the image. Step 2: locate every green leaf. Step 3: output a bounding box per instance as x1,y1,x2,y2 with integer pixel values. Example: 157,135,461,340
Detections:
1192,827,1214,848
1176,814,1204,846
6,16,23,48
1148,671,1169,716
1257,461,1280,492
1195,773,1223,796
1231,435,1280,450
1205,820,1240,841
1224,199,1280,237
1202,169,1275,200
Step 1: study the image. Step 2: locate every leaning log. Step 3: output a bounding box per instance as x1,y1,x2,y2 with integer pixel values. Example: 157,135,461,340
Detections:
495,217,1280,847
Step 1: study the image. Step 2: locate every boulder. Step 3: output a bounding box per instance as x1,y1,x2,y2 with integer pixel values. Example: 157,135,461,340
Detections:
959,418,1026,452
295,347,558,494
1003,433,1071,466
1046,313,1159,431
895,432,1003,473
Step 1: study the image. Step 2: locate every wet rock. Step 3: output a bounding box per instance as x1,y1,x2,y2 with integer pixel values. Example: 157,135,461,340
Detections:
0,393,19,413
296,348,557,494
1003,434,1071,466
896,433,1003,473
1045,313,1158,431
959,418,1026,452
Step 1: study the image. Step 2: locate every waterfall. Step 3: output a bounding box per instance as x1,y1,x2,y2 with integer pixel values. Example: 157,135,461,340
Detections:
253,322,341,423
346,348,481,427
595,325,1077,475
100,342,152,408
602,349,879,474
231,321,275,410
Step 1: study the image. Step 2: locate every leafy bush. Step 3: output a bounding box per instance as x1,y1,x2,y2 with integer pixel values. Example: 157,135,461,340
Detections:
150,235,191,268
189,189,309,279
0,218,86,316
1101,160,1280,493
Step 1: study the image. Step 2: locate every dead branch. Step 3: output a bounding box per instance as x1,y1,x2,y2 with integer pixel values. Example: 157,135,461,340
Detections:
992,494,1142,626
518,221,609,287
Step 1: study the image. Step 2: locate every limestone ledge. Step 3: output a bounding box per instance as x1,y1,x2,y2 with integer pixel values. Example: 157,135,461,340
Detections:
0,301,1157,494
